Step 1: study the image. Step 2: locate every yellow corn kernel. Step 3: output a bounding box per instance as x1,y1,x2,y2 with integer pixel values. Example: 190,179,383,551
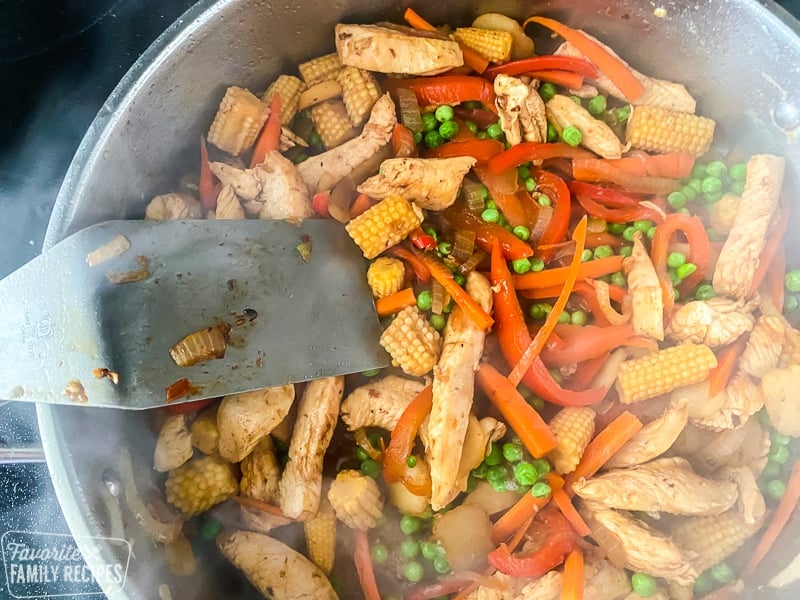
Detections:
615,344,717,404
345,195,423,259
454,27,513,63
303,499,336,575
379,306,441,377
207,86,270,156
298,52,343,86
367,257,406,299
671,509,763,574
625,105,716,156
165,454,238,517
337,66,382,127
190,406,219,455
547,407,596,474
310,99,358,149
261,74,306,125
327,470,384,530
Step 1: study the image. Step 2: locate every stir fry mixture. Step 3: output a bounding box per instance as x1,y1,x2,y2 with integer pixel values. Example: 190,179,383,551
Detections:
126,9,800,600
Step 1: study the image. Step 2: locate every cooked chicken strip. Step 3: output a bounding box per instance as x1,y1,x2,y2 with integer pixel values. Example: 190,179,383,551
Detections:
677,418,771,477
713,154,785,298
719,465,766,525
357,156,476,211
520,81,549,143
279,377,344,521
666,296,755,347
546,94,624,158
494,74,531,146
554,38,697,113
145,193,203,220
240,437,292,533
573,457,737,516
209,151,312,222
740,314,785,378
217,530,337,600
462,572,527,600
340,375,425,431
297,93,396,193
692,371,763,431
153,414,193,472
217,385,295,463
605,399,688,469
516,559,632,600
213,184,245,220
335,23,463,75
623,231,664,340
761,364,800,436
579,501,697,585
428,272,493,510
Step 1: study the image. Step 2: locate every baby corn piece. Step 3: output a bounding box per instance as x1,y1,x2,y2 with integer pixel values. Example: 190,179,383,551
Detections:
548,407,596,474
310,99,358,148
454,27,513,63
327,470,384,530
380,306,442,377
299,52,343,86
262,74,306,125
615,344,717,404
367,257,405,299
164,454,239,517
345,195,423,259
303,499,336,575
626,105,715,156
207,86,270,156
337,66,382,127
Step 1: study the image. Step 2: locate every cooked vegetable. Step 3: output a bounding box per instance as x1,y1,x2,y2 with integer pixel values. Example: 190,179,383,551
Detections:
153,414,193,473
303,498,336,574
338,66,382,126
310,99,358,148
453,27,513,63
261,74,305,125
169,324,230,367
298,52,343,86
433,504,494,572
625,105,715,156
165,454,238,517
327,469,383,530
367,257,405,299
345,195,422,259
207,86,270,156
379,306,442,376
548,407,596,475
189,405,220,455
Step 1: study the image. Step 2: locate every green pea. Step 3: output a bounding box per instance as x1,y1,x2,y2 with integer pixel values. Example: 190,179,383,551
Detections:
524,177,537,192
434,104,454,122
631,572,657,597
439,120,459,140
729,180,746,196
767,479,787,500
406,455,418,468
605,222,625,235
424,130,443,149
539,82,557,102
690,164,708,179
476,130,489,140
438,241,453,256
518,165,531,180
464,120,478,135
594,245,614,259
694,571,714,596
611,271,627,287
667,191,688,209
531,257,545,272
401,538,420,559
421,542,441,560
705,160,728,179
463,100,482,111
308,130,323,147
486,465,509,491
532,459,551,476
695,283,716,300
413,131,423,144
701,176,722,195
771,444,790,465
481,207,500,223
571,310,588,326
416,290,432,311
646,226,657,240
512,257,532,274
676,262,698,280
681,184,699,201
786,270,800,292
676,207,690,214
430,314,446,331
502,442,524,463
762,461,782,479
529,303,552,320
400,515,423,535
633,219,652,232
615,104,631,123
587,94,607,115
453,273,466,286
570,95,582,105
361,459,381,478
619,245,633,258
355,446,370,462
669,268,682,287
513,225,531,241
772,431,791,446
529,395,545,410
485,443,503,466
562,125,583,147
487,123,504,139
538,194,552,207
433,555,451,574
729,162,747,181
667,251,687,268
371,543,389,564
557,311,570,324
623,226,637,242
581,249,594,262
498,214,507,226
485,199,497,209
200,516,223,540
472,464,488,479
514,462,539,486
403,560,425,583
704,191,723,204
784,295,799,313
530,481,551,498
710,562,735,584
547,123,559,143
421,112,437,131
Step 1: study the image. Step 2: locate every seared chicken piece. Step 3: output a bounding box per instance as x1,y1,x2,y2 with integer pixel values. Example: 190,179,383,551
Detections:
520,80,548,143
357,156,476,211
554,37,697,113
623,231,664,340
605,399,688,469
692,371,763,431
327,469,383,530
145,193,203,220
297,93,396,193
666,296,755,347
709,194,741,235
209,152,312,222
340,375,425,431
217,530,338,600
217,385,295,463
153,414,193,472
335,23,463,76
546,94,624,159
462,572,527,600
240,437,292,533
677,418,771,477
515,559,632,600
494,74,531,146
213,184,246,220
713,154,785,298
572,457,737,516
761,364,800,436
427,272,493,510
579,501,697,585
719,465,766,525
740,314,785,378
279,377,344,521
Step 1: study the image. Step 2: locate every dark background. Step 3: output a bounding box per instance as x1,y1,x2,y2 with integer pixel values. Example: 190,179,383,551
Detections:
1,0,800,597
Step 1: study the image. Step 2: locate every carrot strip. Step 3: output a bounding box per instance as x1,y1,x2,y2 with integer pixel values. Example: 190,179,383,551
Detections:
354,529,382,600
553,488,591,537
250,93,282,168
231,495,288,517
349,193,373,219
708,337,748,397
744,460,800,577
198,135,220,210
478,363,558,460
386,245,431,283
565,411,643,492
748,203,790,297
491,473,564,544
519,280,625,303
515,256,623,290
375,287,417,317
403,7,437,31
509,217,588,386
460,44,490,74
561,548,584,600
528,69,584,90
523,16,644,101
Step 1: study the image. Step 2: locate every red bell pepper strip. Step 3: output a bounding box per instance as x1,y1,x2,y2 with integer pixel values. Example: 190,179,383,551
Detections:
569,181,641,208
402,76,497,113
391,122,418,157
708,337,748,398
488,142,592,175
385,244,431,283
528,70,585,90
491,473,564,544
442,205,534,260
515,256,624,290
606,151,695,179
536,170,573,248
354,529,381,600
250,93,282,168
382,384,433,496
572,187,665,224
567,352,610,391
541,323,638,368
523,17,645,101
650,213,711,311
410,227,438,251
198,135,220,210
749,202,790,298
572,158,681,195
311,191,331,217
485,55,598,79
490,239,606,407
166,397,217,415
424,138,504,164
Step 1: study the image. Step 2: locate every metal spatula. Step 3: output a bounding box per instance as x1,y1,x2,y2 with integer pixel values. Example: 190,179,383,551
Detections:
0,219,388,409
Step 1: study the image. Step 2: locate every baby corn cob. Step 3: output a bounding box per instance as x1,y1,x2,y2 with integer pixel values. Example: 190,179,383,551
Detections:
207,86,270,156
615,344,717,404
337,66,382,127
671,509,763,574
379,306,442,377
298,52,343,86
625,105,715,156
303,498,336,575
190,406,219,455
548,407,596,474
310,99,358,148
345,195,423,259
262,74,306,125
367,257,406,299
165,454,239,517
454,27,513,63
327,470,384,530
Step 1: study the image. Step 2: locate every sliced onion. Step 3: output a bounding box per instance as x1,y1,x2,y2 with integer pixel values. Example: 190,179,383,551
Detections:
458,249,488,275
397,88,424,134
354,427,381,461
530,204,553,241
163,532,197,576
453,229,476,262
589,347,629,396
462,179,486,213
592,280,630,325
639,200,667,221
431,279,446,315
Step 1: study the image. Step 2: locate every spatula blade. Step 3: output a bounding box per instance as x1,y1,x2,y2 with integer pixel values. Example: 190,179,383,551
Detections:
0,219,388,409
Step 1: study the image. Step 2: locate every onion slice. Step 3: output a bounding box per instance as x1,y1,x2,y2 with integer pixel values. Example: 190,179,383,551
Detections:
592,280,630,325
453,229,476,262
